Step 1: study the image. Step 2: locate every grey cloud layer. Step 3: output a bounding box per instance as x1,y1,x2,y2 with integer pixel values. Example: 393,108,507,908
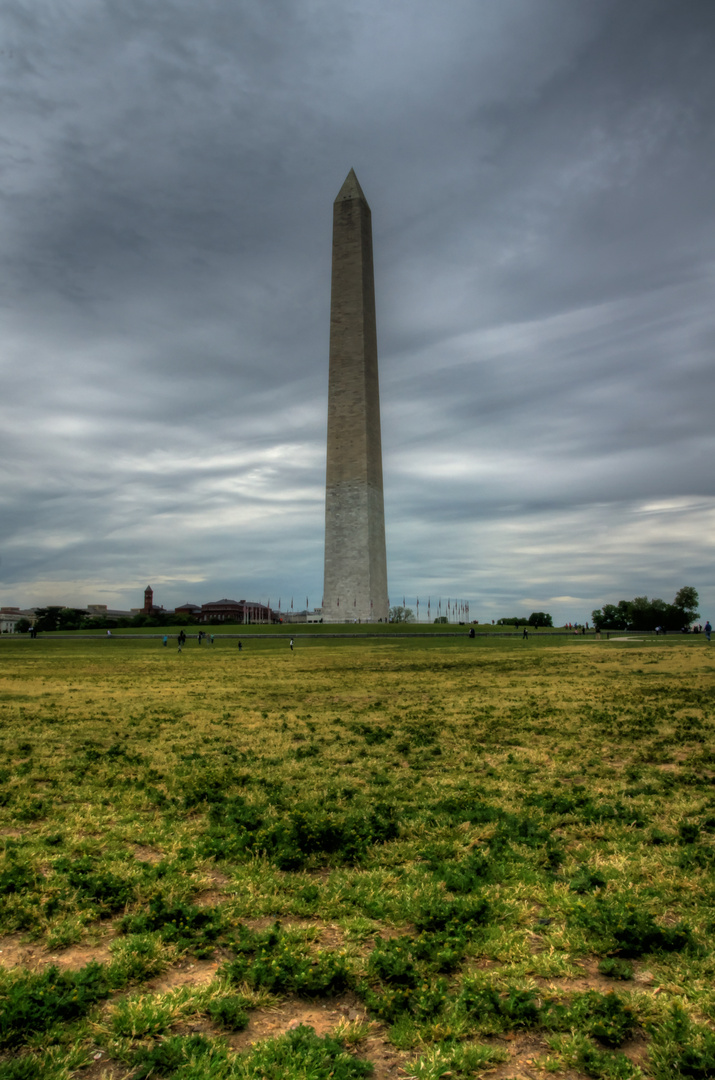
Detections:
1,0,714,621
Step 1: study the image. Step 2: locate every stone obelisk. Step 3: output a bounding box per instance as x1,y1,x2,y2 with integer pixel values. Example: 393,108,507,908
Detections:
323,169,388,624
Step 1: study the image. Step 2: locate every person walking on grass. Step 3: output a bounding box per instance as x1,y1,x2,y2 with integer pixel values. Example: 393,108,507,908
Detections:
706,621,712,643
162,635,168,647
290,637,294,652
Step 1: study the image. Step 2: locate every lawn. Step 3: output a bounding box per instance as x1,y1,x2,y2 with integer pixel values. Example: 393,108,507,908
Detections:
0,633,713,1079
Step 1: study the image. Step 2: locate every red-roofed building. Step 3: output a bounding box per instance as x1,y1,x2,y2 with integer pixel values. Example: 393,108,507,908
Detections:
199,599,275,624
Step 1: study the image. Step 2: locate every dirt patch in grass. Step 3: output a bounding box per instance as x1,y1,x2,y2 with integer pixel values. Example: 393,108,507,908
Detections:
172,997,406,1078
193,888,224,907
133,844,164,863
533,956,655,994
360,1030,412,1079
226,995,365,1049
622,1035,650,1071
488,1033,554,1080
0,934,113,971
146,956,222,992
70,1055,123,1080
207,869,230,886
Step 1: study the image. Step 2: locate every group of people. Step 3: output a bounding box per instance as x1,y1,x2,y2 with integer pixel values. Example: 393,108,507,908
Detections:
170,630,246,652
166,632,293,652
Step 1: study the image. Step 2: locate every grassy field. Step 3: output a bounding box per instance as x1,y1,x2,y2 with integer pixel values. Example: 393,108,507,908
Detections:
0,633,713,1079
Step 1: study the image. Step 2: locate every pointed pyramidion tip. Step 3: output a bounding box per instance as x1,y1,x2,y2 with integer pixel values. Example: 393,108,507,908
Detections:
335,168,368,205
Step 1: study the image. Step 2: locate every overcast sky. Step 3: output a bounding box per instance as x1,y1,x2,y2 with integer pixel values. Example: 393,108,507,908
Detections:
1,0,713,624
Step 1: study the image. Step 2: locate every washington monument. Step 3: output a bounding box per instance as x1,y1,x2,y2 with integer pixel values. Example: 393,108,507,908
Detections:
322,169,389,624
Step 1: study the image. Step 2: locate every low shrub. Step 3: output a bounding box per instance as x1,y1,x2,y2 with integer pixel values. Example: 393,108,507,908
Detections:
571,898,693,957
432,850,493,892
237,1024,373,1078
130,1034,217,1079
361,978,449,1023
262,803,400,869
119,896,223,956
597,958,634,980
413,895,491,935
223,923,352,996
0,963,111,1048
367,938,419,988
0,863,38,896
459,982,541,1031
52,856,133,913
206,994,250,1030
580,991,636,1048
0,1057,55,1080
569,865,607,894
649,1005,715,1079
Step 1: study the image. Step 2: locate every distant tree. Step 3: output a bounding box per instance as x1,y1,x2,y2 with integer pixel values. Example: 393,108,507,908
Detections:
433,616,448,624
592,603,629,631
33,607,63,632
56,608,85,631
673,587,699,624
389,606,415,623
528,612,552,628
497,617,522,626
14,618,31,634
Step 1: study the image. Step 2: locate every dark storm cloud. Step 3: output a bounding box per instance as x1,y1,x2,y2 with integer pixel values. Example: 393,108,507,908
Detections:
1,0,714,622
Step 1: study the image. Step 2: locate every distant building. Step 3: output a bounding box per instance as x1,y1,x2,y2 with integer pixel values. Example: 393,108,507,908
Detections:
200,599,275,624
135,586,168,618
281,609,323,624
174,602,202,618
0,607,36,633
86,604,134,621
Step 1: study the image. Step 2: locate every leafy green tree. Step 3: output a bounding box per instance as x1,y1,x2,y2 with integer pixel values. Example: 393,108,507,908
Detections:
591,603,630,631
389,606,415,623
33,607,63,632
14,618,31,634
57,608,85,631
674,587,699,624
528,612,552,627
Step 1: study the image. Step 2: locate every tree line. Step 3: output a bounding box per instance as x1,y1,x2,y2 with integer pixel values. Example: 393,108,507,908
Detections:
591,587,699,632
497,612,553,627
16,608,202,633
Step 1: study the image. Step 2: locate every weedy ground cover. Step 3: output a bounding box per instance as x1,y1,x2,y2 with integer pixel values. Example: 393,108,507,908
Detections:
0,633,714,1078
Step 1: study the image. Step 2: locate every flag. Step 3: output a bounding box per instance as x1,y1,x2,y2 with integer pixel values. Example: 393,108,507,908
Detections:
291,597,293,610
306,597,308,610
